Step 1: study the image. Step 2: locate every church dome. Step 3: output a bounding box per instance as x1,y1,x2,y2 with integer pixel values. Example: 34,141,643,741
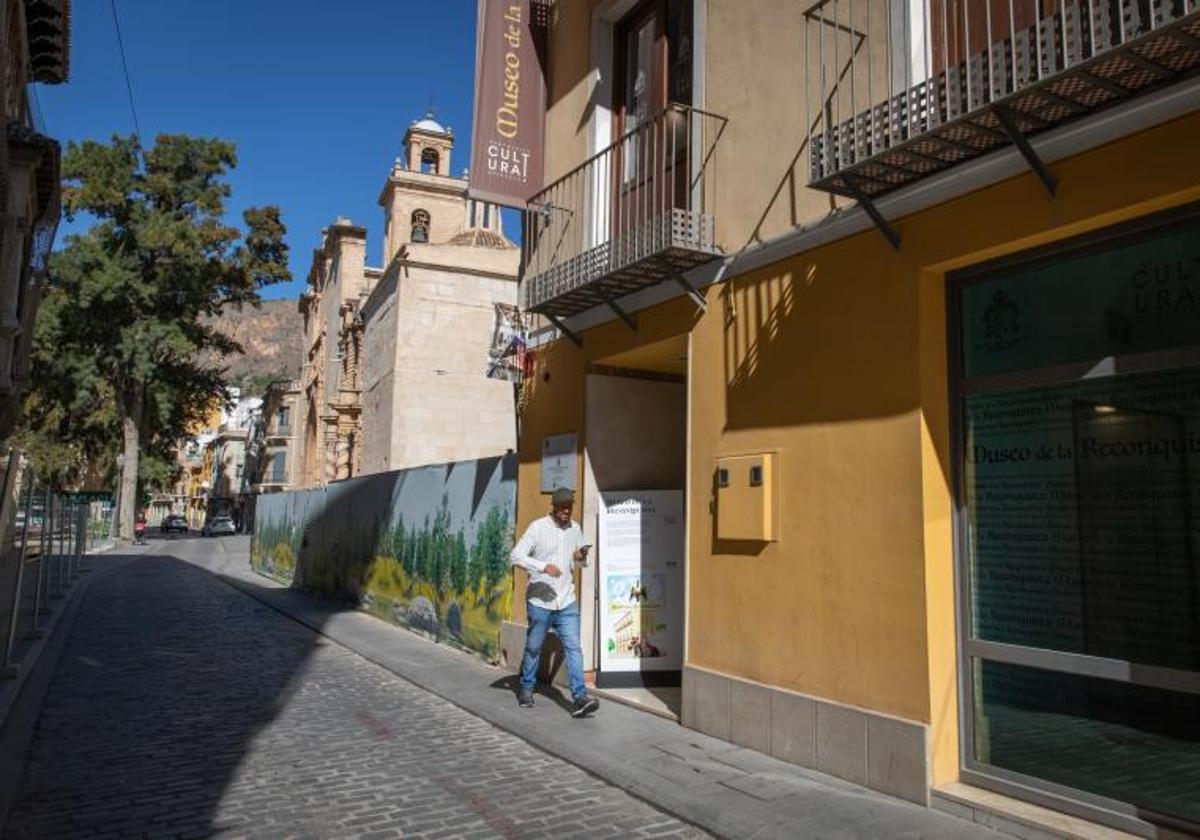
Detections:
410,113,449,135
449,228,516,249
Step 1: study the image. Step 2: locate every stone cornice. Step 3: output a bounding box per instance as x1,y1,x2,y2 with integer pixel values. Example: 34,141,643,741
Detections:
378,171,467,205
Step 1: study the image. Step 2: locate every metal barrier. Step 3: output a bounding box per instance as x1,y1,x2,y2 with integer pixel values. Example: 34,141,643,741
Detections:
0,458,115,677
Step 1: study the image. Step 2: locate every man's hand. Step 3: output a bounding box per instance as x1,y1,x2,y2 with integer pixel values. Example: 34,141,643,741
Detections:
544,564,563,578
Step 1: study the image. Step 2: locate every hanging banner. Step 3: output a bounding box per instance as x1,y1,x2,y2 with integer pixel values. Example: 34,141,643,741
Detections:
469,0,547,208
597,491,684,685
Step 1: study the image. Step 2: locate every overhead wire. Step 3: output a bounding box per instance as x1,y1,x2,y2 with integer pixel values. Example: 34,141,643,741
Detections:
109,0,142,143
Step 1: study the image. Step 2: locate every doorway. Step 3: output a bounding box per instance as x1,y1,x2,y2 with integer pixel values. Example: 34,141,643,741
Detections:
581,334,688,719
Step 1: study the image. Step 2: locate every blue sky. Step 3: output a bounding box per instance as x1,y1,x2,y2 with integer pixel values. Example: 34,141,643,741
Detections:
36,0,490,301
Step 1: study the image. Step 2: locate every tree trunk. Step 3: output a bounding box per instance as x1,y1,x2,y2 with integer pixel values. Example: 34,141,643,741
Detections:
117,381,144,542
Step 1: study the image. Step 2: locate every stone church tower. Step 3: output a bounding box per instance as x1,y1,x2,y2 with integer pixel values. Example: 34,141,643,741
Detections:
361,114,519,474
294,114,518,488
379,114,508,260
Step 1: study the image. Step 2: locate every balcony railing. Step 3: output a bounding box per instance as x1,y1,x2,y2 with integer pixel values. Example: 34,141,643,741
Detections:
522,104,729,320
805,0,1200,200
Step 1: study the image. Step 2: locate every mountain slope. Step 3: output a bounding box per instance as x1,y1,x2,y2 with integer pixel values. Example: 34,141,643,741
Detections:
208,298,305,393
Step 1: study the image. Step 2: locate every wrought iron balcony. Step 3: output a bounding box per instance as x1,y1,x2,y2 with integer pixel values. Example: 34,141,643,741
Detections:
805,0,1200,206
521,104,728,322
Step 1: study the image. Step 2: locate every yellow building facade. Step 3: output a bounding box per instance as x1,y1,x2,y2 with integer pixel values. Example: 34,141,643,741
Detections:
498,0,1200,834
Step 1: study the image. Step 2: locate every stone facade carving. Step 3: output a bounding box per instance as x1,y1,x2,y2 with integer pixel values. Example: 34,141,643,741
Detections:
296,216,378,488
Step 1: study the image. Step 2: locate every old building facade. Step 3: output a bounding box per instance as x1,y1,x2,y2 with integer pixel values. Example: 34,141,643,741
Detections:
499,0,1200,835
296,218,378,487
1,0,68,440
247,379,301,494
295,114,519,487
360,116,519,473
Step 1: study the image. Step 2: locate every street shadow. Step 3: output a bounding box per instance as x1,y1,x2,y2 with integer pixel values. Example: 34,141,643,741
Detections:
2,453,546,836
487,672,575,715
1,554,322,838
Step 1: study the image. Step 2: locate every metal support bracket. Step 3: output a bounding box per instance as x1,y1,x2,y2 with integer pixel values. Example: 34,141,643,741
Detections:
844,177,901,251
672,273,708,313
605,298,638,332
544,314,583,347
993,105,1058,198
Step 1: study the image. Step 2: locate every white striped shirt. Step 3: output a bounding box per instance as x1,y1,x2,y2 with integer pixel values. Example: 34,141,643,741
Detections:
509,514,585,610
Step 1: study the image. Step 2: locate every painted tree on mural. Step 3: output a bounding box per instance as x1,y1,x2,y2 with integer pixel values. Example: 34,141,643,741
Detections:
380,513,406,588
427,494,453,599
414,518,432,583
449,530,469,594
250,516,302,582
474,506,512,612
356,494,516,632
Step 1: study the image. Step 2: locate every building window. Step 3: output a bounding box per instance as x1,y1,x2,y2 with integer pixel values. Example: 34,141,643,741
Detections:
951,208,1200,827
276,406,290,433
411,209,430,243
667,0,693,105
271,453,287,483
421,147,439,174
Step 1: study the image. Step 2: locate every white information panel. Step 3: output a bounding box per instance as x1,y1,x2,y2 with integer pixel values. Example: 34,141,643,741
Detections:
598,490,684,674
540,433,577,492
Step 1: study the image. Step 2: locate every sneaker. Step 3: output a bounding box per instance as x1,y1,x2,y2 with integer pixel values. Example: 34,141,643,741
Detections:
570,696,600,718
518,689,535,708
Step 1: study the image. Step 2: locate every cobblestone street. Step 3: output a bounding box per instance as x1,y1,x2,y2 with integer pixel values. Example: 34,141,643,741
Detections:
2,543,704,839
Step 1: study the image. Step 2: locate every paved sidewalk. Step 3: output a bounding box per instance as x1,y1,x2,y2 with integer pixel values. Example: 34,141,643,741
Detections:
183,536,995,840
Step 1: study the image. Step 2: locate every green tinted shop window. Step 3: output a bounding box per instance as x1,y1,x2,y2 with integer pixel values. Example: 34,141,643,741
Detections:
956,209,1200,828
964,368,1200,672
962,219,1200,380
974,659,1200,824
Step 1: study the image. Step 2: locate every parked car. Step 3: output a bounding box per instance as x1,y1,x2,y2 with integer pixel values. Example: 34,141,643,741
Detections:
202,515,237,537
161,514,188,534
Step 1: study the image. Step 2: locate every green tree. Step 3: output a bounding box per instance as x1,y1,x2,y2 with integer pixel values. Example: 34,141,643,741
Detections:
32,134,289,539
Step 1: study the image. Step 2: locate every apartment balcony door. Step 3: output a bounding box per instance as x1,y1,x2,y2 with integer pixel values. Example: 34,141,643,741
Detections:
613,0,676,246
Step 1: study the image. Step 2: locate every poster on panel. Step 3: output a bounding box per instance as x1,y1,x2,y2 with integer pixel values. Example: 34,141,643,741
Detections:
598,491,684,677
540,433,577,492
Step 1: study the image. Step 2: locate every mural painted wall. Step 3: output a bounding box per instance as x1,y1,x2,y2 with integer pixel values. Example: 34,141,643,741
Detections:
251,455,517,660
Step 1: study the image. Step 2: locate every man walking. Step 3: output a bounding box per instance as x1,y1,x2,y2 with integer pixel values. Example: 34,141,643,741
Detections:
510,487,600,718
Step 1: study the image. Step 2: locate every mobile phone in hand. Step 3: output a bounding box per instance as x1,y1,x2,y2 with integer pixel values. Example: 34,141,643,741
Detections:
577,544,592,567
